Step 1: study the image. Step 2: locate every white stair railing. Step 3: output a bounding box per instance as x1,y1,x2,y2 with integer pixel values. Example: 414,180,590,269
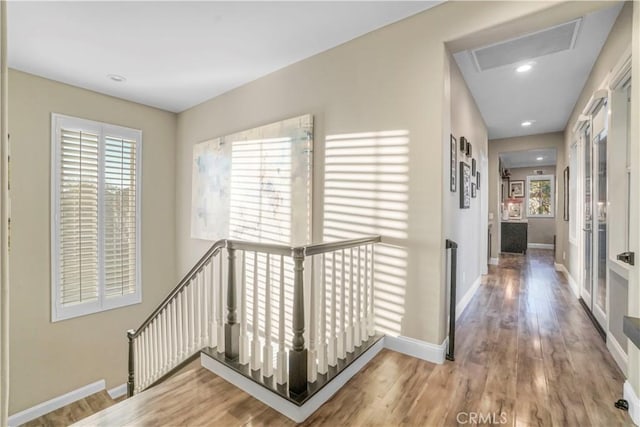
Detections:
127,236,380,398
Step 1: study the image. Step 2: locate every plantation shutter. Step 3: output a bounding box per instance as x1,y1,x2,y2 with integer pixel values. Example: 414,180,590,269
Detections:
58,128,100,305
104,136,138,297
52,114,141,321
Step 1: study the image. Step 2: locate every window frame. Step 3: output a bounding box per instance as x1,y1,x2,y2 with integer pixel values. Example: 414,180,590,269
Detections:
51,113,143,322
526,174,555,218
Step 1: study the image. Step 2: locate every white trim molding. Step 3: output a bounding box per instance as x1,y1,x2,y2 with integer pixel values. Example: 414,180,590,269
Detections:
606,333,628,376
555,263,579,299
201,338,385,423
624,381,640,426
8,380,105,427
489,257,499,266
384,335,448,365
107,383,127,400
528,243,554,250
456,276,481,321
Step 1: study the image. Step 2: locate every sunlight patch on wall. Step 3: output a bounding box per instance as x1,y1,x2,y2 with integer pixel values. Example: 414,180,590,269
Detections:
323,130,409,336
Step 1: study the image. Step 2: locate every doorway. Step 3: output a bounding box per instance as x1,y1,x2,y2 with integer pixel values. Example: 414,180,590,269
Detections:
579,99,608,332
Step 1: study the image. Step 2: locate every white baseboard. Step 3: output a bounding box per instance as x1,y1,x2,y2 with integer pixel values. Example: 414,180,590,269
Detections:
554,263,579,299
384,335,447,365
8,380,105,427
201,338,385,423
528,243,554,250
624,381,640,426
606,333,628,376
107,383,127,399
489,257,499,266
456,276,481,321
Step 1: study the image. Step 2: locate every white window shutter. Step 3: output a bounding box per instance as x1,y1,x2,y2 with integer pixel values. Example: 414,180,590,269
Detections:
104,136,138,298
52,114,142,321
58,128,100,306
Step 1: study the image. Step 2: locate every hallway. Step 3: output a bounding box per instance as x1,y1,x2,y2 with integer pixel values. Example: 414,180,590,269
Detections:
62,250,633,426
447,249,632,426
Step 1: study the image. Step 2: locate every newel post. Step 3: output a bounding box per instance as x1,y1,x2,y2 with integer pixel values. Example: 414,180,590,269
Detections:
289,248,308,396
126,329,135,398
225,246,239,360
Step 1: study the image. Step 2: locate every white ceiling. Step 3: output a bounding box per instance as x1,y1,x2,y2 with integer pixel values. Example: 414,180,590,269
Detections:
500,148,557,169
453,3,623,140
8,1,441,113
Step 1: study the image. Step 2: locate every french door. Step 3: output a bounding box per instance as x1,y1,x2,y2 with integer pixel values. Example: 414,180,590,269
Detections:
581,101,608,331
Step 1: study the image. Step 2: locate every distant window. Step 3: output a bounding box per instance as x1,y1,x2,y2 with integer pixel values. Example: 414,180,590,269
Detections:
526,175,555,218
51,114,142,321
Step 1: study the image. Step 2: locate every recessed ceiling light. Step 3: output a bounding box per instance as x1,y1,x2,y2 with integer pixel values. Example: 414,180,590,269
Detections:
521,121,533,127
107,74,126,83
516,64,533,73
536,156,544,161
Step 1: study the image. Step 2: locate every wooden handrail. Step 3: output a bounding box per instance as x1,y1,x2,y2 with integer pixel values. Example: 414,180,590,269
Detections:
130,239,226,339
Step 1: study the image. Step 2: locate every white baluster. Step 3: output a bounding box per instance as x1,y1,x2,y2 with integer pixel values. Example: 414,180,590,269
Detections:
362,245,369,340
317,254,328,375
160,310,167,372
338,250,346,360
355,246,362,347
168,300,176,365
217,254,225,354
188,280,195,353
209,259,218,348
328,252,338,367
152,320,158,381
251,252,261,371
176,291,184,360
369,244,375,336
276,255,287,384
347,248,354,353
182,287,190,357
203,263,210,349
263,254,273,377
144,330,150,388
196,273,202,348
134,337,141,393
240,251,249,364
140,335,145,390
308,256,318,382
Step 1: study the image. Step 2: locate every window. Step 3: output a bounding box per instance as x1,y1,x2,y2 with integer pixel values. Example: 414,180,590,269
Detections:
526,175,555,218
51,114,141,321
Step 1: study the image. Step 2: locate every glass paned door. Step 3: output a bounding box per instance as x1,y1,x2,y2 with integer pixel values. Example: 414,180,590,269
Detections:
582,124,593,307
594,126,608,321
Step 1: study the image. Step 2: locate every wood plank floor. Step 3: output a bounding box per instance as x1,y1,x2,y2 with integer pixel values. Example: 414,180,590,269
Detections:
32,249,634,426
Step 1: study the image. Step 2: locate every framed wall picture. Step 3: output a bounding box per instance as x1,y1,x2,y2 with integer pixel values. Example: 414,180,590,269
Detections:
471,182,477,198
476,171,481,190
563,166,569,221
507,199,523,220
450,134,457,192
472,158,476,175
465,141,472,158
460,161,471,209
509,180,525,198
460,136,467,152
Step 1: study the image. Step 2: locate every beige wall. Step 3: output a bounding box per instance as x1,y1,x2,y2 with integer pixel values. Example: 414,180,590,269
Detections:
8,70,177,414
488,133,565,260
443,53,489,306
175,1,557,346
507,166,557,245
